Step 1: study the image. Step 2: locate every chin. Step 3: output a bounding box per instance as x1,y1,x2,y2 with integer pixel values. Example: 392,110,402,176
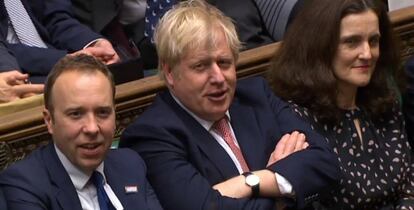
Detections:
357,80,371,87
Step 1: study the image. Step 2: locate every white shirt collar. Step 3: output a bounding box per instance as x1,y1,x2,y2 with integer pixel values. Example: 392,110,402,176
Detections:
54,144,106,190
169,91,231,131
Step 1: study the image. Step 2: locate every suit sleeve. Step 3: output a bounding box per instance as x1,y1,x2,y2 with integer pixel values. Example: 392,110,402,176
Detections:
41,0,102,51
121,126,275,210
0,41,19,72
6,43,67,76
0,165,49,210
145,179,164,210
262,79,340,208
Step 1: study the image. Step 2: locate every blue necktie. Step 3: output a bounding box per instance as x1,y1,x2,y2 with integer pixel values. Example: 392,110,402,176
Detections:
91,171,115,210
144,0,177,43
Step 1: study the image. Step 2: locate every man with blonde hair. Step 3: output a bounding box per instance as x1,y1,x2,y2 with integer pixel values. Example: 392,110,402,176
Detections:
120,1,339,209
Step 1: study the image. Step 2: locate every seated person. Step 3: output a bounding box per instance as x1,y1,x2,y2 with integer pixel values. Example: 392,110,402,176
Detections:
119,1,340,209
0,0,120,83
269,0,414,208
0,54,162,210
404,56,414,146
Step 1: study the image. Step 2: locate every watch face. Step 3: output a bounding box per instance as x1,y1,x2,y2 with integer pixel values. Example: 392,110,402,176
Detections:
246,174,260,186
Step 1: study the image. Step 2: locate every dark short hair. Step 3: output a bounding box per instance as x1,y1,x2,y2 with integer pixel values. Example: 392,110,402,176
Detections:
44,54,115,112
268,0,398,124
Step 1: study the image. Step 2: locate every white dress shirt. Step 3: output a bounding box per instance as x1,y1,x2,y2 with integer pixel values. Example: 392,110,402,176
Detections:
55,145,124,210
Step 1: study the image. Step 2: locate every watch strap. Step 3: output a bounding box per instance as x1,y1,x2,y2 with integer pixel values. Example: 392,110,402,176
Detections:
242,172,260,197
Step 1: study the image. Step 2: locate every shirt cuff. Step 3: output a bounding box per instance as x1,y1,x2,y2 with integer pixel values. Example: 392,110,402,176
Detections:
275,172,295,196
83,38,106,49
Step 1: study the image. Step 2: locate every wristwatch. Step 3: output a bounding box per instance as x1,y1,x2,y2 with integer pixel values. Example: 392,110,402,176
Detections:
242,172,260,197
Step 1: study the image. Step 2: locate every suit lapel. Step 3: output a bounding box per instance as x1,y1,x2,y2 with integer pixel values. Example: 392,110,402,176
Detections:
103,152,142,209
229,100,267,171
44,144,83,210
162,92,240,179
104,158,125,206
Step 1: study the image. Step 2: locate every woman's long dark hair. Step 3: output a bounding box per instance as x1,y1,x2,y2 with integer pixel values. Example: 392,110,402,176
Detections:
268,0,399,125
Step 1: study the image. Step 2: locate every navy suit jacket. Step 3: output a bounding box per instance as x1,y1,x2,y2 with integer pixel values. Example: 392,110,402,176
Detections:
0,187,6,210
0,143,162,210
120,77,340,210
0,39,19,72
0,0,101,82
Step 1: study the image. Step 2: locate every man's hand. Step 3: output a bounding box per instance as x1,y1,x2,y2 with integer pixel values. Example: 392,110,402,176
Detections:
267,131,309,166
0,71,44,103
72,39,120,65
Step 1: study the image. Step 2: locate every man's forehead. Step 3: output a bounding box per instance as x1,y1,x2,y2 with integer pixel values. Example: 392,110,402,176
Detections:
181,44,234,61
51,71,113,104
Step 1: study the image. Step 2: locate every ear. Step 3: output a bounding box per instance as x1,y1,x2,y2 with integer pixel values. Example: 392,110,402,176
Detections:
162,63,175,88
43,108,54,135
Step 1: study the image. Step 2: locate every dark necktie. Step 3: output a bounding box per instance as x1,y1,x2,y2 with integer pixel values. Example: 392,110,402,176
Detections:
4,0,47,48
212,117,250,172
255,0,298,41
144,0,177,42
91,171,115,210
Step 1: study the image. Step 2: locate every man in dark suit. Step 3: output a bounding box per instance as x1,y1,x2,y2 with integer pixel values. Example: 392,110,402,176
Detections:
0,0,120,83
0,54,162,210
119,1,339,209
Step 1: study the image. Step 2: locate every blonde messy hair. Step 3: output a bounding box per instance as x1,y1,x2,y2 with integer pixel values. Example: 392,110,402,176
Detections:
154,0,241,71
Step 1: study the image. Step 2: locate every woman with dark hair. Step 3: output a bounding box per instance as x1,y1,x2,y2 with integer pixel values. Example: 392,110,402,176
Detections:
269,0,414,209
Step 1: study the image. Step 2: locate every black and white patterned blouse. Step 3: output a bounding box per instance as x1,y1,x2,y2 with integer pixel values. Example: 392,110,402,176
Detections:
291,103,414,209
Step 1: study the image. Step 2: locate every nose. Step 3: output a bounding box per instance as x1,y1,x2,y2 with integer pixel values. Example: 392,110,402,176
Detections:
83,114,99,135
210,63,225,84
359,42,372,60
